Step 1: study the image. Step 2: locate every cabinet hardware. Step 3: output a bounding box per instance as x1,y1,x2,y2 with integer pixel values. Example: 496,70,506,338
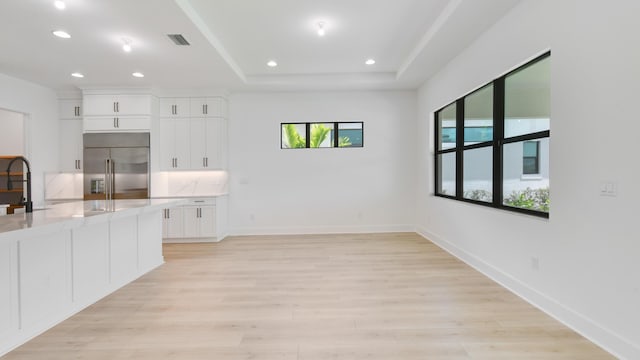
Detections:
113,102,116,113
202,104,206,115
205,157,208,167
116,102,120,113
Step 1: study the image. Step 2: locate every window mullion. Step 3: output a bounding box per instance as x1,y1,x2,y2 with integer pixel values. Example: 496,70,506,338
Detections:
493,78,505,208
455,99,464,199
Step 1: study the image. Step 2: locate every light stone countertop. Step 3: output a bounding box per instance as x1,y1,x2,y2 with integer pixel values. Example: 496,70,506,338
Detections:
0,198,186,239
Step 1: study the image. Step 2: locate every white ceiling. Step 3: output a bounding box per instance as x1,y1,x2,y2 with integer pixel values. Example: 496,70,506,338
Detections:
0,0,521,93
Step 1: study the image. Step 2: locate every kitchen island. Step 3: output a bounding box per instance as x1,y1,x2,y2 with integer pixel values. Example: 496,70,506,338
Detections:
0,198,185,356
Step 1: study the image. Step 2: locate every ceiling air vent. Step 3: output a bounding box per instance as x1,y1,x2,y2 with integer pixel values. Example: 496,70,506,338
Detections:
167,34,190,46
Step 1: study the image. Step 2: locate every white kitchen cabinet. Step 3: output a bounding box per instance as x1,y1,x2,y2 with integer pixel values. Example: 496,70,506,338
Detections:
58,99,82,119
159,118,190,170
159,98,190,118
83,116,151,132
183,205,216,238
109,216,139,288
162,207,184,239
0,241,18,342
83,94,152,116
189,118,226,169
162,198,218,242
189,97,227,118
59,119,83,172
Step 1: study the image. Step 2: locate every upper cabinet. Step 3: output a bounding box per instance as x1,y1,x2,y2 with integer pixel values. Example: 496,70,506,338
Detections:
190,97,227,118
58,99,82,119
58,98,83,173
159,98,190,118
83,94,152,116
82,93,154,133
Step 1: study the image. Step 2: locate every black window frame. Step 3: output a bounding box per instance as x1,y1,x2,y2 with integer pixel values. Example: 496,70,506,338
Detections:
281,121,364,149
434,52,550,218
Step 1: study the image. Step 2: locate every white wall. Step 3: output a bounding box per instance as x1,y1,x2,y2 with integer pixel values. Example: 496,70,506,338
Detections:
0,74,59,207
229,91,417,234
416,0,640,358
0,109,24,155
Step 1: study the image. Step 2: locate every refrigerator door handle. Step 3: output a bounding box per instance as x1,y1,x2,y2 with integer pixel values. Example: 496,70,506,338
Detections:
110,159,115,200
105,159,110,200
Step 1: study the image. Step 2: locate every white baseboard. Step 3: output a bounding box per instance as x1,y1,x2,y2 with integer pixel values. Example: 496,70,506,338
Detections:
415,225,638,360
229,224,415,236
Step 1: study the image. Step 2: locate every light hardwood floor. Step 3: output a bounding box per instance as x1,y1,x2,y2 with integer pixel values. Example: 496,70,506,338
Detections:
2,233,613,359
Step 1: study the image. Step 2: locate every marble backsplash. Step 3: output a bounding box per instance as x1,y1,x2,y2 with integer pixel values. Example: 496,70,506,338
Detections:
151,171,228,197
45,173,84,200
45,171,229,200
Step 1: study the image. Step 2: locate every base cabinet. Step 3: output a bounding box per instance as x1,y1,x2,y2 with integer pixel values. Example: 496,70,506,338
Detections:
162,207,184,238
162,198,221,242
0,208,166,357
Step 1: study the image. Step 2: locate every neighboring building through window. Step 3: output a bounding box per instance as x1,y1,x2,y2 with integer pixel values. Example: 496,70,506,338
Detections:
434,52,550,216
522,141,539,175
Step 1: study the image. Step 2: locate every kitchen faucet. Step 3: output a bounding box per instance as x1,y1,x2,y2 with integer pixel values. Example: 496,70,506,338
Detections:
6,156,33,213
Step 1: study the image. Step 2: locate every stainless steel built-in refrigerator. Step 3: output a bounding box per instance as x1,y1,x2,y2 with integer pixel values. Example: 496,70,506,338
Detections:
83,133,150,200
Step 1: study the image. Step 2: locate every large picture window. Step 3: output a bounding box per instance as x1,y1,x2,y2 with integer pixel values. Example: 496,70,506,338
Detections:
281,122,363,149
434,52,550,217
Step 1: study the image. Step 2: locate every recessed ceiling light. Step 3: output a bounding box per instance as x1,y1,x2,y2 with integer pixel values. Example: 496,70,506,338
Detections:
52,30,71,39
71,72,84,78
365,59,376,65
267,60,278,67
132,72,144,78
54,1,66,10
317,22,326,37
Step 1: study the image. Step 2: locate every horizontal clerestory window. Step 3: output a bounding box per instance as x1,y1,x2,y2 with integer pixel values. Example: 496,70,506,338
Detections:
281,122,363,149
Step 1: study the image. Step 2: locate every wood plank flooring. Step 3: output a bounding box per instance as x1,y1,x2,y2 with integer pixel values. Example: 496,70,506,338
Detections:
2,233,613,359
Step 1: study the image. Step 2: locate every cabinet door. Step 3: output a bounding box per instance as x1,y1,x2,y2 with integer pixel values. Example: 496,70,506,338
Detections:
182,206,199,238
199,206,217,238
159,118,190,170
59,119,83,172
159,98,190,117
116,95,152,115
58,99,82,119
83,95,151,116
204,118,227,169
83,95,117,115
189,97,226,118
116,116,151,131
159,119,176,170
173,119,190,169
164,207,184,238
189,118,207,169
83,116,150,132
189,98,208,118
206,97,227,118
